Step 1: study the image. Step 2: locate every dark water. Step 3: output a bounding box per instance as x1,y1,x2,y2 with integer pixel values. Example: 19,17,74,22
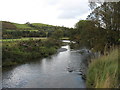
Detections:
2,41,87,88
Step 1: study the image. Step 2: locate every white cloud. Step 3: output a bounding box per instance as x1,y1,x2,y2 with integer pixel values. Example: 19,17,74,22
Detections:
58,0,89,19
0,0,90,27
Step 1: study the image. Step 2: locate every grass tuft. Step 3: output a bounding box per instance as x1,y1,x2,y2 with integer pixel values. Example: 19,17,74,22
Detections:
87,48,119,88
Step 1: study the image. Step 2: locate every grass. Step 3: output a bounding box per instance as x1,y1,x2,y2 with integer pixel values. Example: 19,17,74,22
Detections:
61,37,69,40
6,30,39,32
86,48,119,88
1,37,69,42
1,37,47,42
2,38,61,67
32,23,53,27
12,23,33,29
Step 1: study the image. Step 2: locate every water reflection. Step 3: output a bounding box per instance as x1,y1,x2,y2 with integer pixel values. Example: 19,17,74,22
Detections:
2,44,86,88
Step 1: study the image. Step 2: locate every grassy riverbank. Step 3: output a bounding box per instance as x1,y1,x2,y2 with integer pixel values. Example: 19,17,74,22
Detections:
1,37,47,42
2,38,61,67
86,48,119,88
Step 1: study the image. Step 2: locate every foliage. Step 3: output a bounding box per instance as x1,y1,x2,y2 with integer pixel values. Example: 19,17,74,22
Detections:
1,37,47,42
87,2,120,47
88,2,120,31
70,20,107,53
87,48,119,88
2,21,70,39
70,2,120,54
2,38,61,67
51,29,63,40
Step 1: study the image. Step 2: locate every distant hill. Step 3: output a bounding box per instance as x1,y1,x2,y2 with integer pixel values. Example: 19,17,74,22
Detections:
32,23,53,27
2,21,17,30
2,21,71,39
1,21,56,30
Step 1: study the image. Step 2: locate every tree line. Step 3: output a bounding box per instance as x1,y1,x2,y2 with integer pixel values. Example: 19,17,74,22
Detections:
70,1,120,54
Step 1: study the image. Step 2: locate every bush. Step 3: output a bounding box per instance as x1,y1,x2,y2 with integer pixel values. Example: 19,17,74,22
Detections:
2,38,60,67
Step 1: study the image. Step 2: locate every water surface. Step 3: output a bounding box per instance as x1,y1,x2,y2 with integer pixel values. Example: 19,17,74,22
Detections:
2,42,87,88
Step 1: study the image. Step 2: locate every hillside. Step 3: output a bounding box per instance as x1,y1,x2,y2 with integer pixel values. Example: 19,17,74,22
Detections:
2,21,17,30
2,21,70,39
32,23,53,27
2,21,53,30
1,21,66,30
12,23,33,30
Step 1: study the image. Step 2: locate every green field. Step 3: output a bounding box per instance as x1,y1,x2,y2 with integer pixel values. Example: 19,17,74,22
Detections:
5,30,39,32
12,23,33,29
1,37,47,42
32,23,53,27
1,37,69,42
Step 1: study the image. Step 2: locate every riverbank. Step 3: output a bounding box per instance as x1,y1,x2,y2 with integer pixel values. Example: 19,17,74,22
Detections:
86,48,119,88
2,44,86,88
69,42,119,88
2,38,61,67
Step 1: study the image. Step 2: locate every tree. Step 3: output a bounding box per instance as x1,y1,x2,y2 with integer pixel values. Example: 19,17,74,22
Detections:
87,2,120,49
87,2,120,31
52,29,63,40
71,20,98,48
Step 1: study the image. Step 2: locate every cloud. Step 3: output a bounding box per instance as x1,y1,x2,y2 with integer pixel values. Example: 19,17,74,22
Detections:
0,0,90,27
57,0,90,19
42,0,90,19
43,0,60,5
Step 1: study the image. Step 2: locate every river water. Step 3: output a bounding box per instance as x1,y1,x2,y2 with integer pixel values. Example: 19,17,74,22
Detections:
2,40,87,88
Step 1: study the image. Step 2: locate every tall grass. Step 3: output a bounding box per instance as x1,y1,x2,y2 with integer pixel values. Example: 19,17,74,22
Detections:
87,48,119,88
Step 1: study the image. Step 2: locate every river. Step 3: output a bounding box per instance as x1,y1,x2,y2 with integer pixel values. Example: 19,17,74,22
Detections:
2,40,88,88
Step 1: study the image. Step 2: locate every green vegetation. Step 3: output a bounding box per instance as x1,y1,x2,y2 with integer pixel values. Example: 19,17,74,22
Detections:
6,30,39,32
2,20,70,67
51,29,63,40
61,37,69,40
32,23,53,27
1,1,119,88
85,2,119,88
2,38,61,67
70,20,119,53
68,1,120,88
70,2,119,54
1,37,47,42
87,48,119,88
2,21,71,39
12,23,33,30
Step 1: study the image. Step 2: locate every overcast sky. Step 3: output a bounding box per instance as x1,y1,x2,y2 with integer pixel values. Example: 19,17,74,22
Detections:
0,0,91,28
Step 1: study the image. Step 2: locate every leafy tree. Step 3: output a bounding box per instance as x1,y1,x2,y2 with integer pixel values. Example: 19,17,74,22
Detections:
52,29,63,40
87,2,120,47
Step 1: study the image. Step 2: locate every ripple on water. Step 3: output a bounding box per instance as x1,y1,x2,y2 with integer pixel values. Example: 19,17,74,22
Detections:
2,44,86,88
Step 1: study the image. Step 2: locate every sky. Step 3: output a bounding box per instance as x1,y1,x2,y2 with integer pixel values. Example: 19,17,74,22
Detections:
0,0,91,28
